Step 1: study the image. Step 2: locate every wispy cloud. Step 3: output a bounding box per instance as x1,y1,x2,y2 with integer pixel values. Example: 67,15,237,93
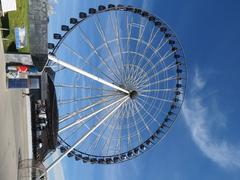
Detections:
102,165,123,180
47,0,59,16
193,68,205,90
182,68,240,169
140,0,153,10
101,160,141,180
46,150,66,180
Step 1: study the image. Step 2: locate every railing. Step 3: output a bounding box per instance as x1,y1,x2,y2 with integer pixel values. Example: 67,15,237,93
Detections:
18,159,47,180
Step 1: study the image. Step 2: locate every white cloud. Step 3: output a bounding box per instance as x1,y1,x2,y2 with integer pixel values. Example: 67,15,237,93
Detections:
47,0,59,16
46,150,66,180
102,165,122,180
141,0,152,10
194,68,205,89
101,160,141,180
182,69,240,169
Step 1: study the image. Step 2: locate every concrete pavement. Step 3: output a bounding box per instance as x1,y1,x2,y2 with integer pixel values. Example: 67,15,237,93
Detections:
0,34,32,180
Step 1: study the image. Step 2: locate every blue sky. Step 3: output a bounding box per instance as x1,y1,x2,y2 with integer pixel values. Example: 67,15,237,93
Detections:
47,0,240,179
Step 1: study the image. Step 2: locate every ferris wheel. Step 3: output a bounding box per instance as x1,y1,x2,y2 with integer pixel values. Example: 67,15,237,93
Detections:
46,4,187,172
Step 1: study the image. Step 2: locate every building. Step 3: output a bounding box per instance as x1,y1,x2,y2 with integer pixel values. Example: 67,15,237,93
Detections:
30,67,59,161
5,57,59,162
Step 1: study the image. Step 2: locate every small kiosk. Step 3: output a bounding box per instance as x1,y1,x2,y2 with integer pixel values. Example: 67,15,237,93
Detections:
6,63,41,89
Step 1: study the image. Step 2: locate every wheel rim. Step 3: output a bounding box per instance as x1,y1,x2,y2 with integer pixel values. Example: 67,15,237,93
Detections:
49,5,187,164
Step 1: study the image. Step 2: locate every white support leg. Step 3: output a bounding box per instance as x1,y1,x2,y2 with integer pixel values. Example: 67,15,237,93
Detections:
43,96,129,176
48,54,129,94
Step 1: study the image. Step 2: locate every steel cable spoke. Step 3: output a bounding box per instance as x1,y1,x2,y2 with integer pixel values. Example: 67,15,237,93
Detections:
78,26,122,83
61,42,119,85
94,15,123,82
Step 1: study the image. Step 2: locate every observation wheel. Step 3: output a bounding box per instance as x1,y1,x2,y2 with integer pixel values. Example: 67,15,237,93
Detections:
48,4,187,165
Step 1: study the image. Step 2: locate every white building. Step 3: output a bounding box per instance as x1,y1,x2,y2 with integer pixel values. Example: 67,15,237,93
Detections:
0,0,17,16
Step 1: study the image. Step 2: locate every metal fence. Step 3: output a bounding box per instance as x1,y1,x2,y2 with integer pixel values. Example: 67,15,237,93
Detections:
18,159,47,180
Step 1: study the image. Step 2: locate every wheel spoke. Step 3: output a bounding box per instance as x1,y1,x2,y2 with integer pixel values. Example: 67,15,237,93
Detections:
58,93,121,106
59,96,116,123
78,26,122,83
59,95,127,133
62,42,119,84
94,15,123,82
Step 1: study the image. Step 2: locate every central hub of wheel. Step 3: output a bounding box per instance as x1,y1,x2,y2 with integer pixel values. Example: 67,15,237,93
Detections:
129,90,138,99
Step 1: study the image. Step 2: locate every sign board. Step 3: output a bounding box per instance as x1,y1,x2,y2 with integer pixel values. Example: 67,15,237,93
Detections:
7,77,40,89
0,0,17,14
7,79,28,88
15,27,27,49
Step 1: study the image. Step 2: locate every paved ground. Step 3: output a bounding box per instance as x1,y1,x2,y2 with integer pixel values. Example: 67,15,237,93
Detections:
0,34,32,180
